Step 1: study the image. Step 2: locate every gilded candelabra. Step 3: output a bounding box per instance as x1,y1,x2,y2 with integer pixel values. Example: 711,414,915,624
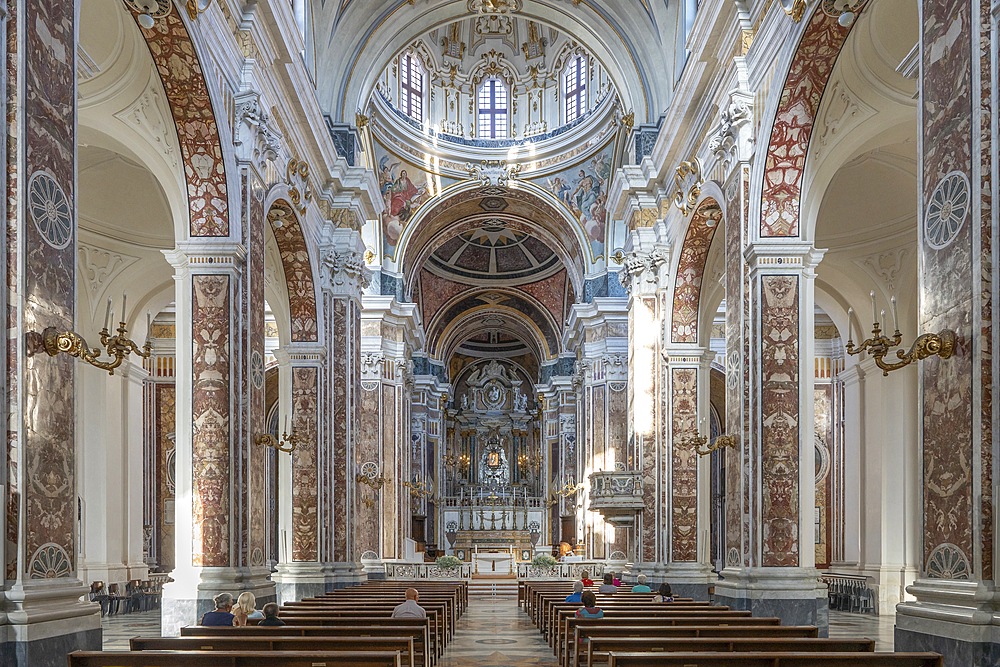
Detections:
356,472,390,490
34,295,151,375
517,451,543,470
255,429,299,454
445,452,471,474
847,293,955,376
695,434,738,457
546,480,584,506
403,477,435,500
676,429,708,451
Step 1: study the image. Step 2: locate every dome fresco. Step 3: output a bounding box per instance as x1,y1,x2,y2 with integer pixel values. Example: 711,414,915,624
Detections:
426,219,561,284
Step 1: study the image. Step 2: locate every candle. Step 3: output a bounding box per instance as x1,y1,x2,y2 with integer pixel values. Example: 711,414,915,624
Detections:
870,290,877,324
121,293,127,324
890,296,899,332
103,297,112,330
880,309,886,328
146,311,152,338
847,307,855,342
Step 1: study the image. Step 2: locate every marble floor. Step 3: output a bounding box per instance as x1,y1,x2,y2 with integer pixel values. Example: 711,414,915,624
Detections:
99,600,894,662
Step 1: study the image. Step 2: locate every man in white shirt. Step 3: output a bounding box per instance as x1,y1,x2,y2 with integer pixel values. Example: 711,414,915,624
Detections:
391,587,427,618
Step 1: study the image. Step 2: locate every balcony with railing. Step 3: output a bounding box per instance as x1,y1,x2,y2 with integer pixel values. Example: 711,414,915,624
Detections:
588,470,645,525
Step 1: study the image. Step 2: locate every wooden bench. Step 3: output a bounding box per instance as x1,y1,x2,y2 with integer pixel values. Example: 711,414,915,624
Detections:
68,649,404,667
605,652,944,667
557,616,784,667
582,637,874,667
130,636,417,667
182,622,433,667
275,611,445,658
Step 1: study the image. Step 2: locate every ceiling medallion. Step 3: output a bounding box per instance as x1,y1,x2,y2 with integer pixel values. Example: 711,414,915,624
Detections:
479,196,509,212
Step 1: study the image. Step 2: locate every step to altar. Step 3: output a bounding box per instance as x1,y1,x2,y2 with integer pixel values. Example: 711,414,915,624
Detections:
468,579,519,598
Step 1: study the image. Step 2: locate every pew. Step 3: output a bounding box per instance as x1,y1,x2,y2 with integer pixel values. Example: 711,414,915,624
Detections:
130,635,417,667
582,637,874,667
181,622,433,667
68,649,404,667
605,652,944,667
275,610,446,657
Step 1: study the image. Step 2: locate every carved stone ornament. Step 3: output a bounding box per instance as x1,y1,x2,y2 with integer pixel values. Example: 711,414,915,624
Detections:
466,159,521,187
233,94,282,169
320,248,372,295
286,158,313,214
672,158,703,216
361,353,385,381
619,249,667,293
709,97,753,173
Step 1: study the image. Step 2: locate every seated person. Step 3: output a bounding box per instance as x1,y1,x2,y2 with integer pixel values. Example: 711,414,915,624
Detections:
232,591,264,626
612,572,622,587
580,570,594,587
201,592,235,626
565,580,585,603
652,582,674,602
630,574,651,593
392,587,427,618
575,590,604,618
258,602,285,626
597,573,617,595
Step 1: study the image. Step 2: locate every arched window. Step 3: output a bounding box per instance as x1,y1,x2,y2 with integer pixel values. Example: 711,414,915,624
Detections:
564,55,587,123
477,78,508,139
400,53,424,122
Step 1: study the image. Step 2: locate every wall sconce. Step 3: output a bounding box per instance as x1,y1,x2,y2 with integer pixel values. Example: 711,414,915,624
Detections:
695,434,738,457
32,295,151,375
847,291,955,376
445,452,471,474
403,476,435,500
255,416,298,454
356,473,389,491
676,429,708,451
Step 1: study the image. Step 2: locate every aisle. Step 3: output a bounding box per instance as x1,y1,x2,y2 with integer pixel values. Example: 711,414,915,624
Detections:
439,595,558,667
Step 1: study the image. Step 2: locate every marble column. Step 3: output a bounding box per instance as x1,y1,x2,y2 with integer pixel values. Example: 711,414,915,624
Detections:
536,376,576,551
565,299,628,560
414,376,448,549
358,296,419,566
272,344,327,602
715,242,828,631
1,1,103,663
894,1,998,662
318,229,369,584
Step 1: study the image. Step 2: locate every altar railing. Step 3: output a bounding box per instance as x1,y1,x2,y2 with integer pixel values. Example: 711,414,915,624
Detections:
384,562,474,579
441,496,546,508
516,562,608,580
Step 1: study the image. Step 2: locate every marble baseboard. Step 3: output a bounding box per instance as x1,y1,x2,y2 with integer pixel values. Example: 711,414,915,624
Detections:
665,582,712,600
715,592,829,636
0,627,101,667
276,581,328,604
896,626,1000,667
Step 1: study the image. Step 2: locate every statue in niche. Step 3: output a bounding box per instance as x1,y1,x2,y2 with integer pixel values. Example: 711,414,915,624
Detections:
479,433,509,487
514,391,527,412
461,394,469,410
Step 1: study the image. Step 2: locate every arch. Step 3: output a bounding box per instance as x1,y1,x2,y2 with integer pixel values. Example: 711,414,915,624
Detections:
264,197,320,343
758,4,867,238
397,180,591,298
671,191,725,344
132,10,230,238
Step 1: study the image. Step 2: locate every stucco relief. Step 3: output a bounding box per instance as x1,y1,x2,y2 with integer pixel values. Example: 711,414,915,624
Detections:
671,201,722,343
268,202,319,342
760,275,800,567
292,367,319,561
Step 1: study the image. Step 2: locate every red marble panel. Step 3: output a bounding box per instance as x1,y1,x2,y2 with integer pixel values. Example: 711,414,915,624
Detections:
639,297,659,563
156,384,177,572
760,275,799,567
21,0,77,578
670,368,699,561
268,201,319,342
191,275,231,567
919,0,975,577
382,383,396,559
331,297,349,562
357,383,381,557
592,385,606,467
760,9,856,237
292,367,319,562
135,12,228,237
672,203,722,343
419,269,472,325
4,0,18,581
247,177,266,567
517,270,568,325
979,0,994,578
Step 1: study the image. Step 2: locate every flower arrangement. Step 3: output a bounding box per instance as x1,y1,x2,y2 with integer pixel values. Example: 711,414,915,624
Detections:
531,553,558,569
436,555,462,570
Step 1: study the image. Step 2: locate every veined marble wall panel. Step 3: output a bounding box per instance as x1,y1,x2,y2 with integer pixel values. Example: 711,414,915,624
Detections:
292,367,319,561
592,385,606,469
814,384,833,568
638,298,659,563
670,368,698,561
357,382,381,557
607,382,627,467
760,10,854,237
919,0,975,577
382,382,397,559
136,12,227,236
331,298,349,561
156,384,177,572
15,0,77,579
760,275,800,567
672,205,721,343
191,275,231,567
246,174,267,568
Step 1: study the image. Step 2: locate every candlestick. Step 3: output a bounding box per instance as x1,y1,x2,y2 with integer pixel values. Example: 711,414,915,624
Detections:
104,297,112,331
890,296,899,332
870,290,877,324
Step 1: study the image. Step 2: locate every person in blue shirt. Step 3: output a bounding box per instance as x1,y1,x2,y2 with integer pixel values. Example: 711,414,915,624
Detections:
575,590,604,618
565,580,585,603
630,574,652,593
200,592,235,626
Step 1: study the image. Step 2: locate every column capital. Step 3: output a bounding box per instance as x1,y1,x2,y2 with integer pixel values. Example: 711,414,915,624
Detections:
620,246,670,295
745,242,825,277
318,229,371,299
280,343,327,365
233,90,283,173
661,346,715,367
163,241,248,275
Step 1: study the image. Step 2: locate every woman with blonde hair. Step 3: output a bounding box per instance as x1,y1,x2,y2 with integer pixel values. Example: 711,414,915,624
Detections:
231,591,264,626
